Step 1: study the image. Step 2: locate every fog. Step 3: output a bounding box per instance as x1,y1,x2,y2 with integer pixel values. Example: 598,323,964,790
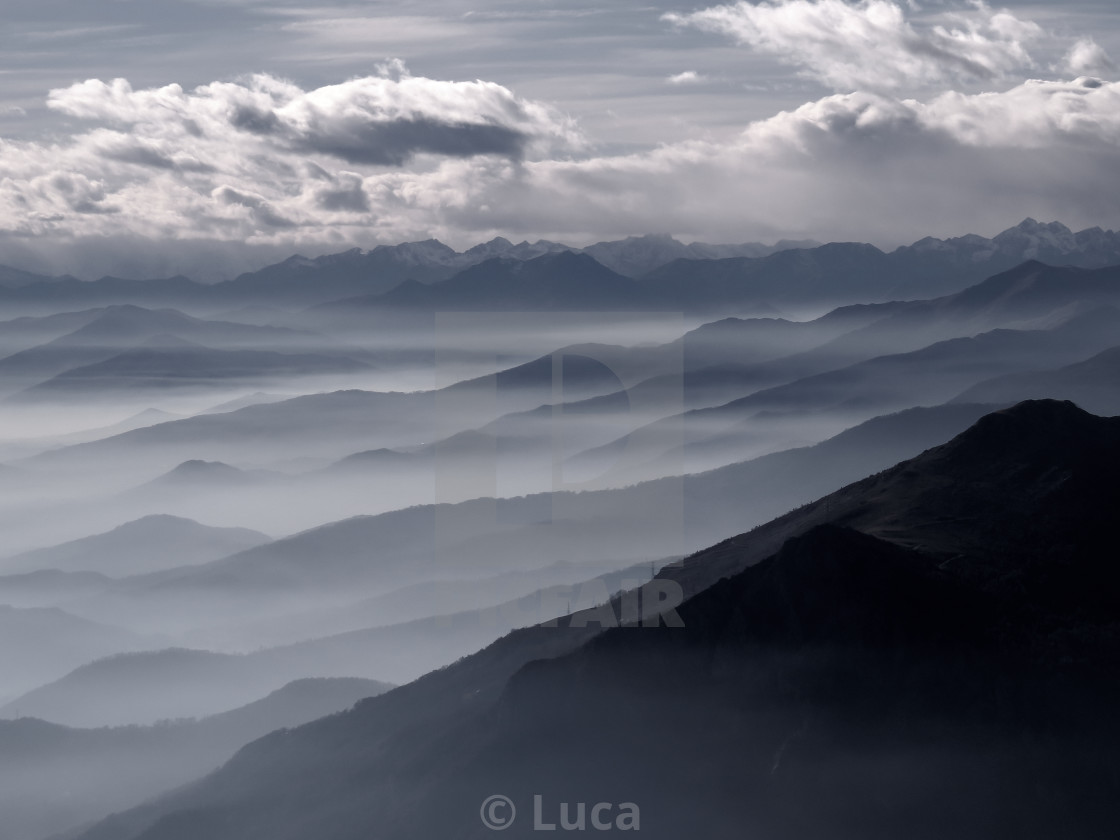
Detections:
1,255,1119,839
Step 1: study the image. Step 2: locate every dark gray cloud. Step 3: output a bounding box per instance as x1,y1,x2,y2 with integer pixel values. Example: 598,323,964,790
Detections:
214,186,297,228
296,117,528,166
315,177,370,212
229,105,284,135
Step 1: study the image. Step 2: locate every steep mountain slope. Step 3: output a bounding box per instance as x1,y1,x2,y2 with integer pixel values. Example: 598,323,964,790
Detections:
70,400,1120,840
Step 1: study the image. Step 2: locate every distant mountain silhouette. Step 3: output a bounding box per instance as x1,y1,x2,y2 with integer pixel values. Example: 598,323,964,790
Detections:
0,648,287,727
1,514,270,577
579,233,819,276
0,264,62,289
142,459,273,487
0,604,158,701
27,347,629,471
220,240,465,302
299,224,1120,316
0,274,208,310
0,677,390,840
7,337,371,400
74,400,1120,840
334,251,646,311
569,305,1120,478
50,408,184,445
200,391,289,413
0,304,350,394
4,219,1115,313
73,403,995,621
0,569,111,609
952,343,1120,415
3,560,655,729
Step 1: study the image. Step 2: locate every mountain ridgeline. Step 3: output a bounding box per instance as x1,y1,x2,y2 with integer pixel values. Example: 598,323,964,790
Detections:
0,218,1118,313
0,218,1118,840
69,401,1120,840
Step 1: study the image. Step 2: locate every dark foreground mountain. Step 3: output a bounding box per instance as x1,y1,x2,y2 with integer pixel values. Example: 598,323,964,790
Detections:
74,400,1120,840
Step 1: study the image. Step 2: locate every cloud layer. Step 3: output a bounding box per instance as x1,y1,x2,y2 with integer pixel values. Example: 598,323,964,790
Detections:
0,66,581,259
0,2,1117,279
664,0,1041,92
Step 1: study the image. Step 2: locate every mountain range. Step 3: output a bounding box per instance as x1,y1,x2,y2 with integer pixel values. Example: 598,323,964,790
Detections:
0,677,391,840
0,219,1117,313
1,217,1119,840
66,400,1120,840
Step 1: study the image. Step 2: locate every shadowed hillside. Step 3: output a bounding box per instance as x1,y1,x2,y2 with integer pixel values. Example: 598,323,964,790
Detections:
71,400,1120,840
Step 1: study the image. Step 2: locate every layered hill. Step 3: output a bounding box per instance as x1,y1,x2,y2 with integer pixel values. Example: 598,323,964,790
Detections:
71,400,1120,840
0,677,391,840
1,514,270,577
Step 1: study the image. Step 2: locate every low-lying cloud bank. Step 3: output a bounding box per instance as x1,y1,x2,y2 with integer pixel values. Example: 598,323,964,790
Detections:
0,2,1117,279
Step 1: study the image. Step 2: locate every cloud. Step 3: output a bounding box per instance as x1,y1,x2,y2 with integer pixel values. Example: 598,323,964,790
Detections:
314,172,371,213
45,65,580,167
0,66,583,264
433,77,1120,248
2,61,1119,279
213,185,297,228
746,77,1120,150
667,71,707,85
1064,38,1116,77
664,0,1042,93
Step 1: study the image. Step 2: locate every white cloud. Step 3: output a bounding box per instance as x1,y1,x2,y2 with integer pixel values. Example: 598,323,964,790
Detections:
0,68,585,266
46,66,581,167
664,0,1042,93
745,77,1120,150
473,77,1120,243
1064,38,1116,77
2,63,1120,278
667,71,707,85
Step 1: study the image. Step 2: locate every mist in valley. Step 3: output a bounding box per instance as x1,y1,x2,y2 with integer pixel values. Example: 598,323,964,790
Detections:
0,226,1117,839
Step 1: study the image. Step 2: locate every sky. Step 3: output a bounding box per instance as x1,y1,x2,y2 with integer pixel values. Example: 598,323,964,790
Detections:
1,0,1119,279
